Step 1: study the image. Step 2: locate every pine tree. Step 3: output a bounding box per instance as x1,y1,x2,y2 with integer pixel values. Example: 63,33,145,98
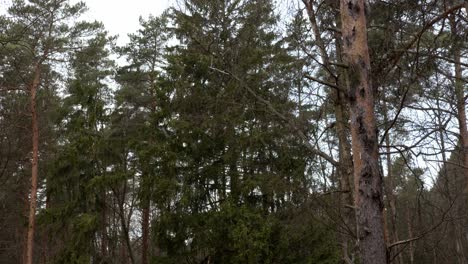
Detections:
339,0,387,263
114,12,171,263
2,1,104,262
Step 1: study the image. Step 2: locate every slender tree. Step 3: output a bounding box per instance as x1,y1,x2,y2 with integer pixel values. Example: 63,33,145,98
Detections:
4,1,99,263
115,13,170,263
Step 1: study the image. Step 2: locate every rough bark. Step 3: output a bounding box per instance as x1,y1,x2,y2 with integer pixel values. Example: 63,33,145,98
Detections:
25,63,42,264
339,1,387,263
334,53,356,264
335,88,356,264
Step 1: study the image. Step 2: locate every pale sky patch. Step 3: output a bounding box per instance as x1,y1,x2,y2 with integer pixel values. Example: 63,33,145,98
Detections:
78,0,173,45
1,0,174,45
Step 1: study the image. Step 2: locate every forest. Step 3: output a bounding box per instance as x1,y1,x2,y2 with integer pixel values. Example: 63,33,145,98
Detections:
0,0,467,263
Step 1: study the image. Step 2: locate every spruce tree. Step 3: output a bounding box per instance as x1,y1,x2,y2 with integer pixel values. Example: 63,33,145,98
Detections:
43,28,114,264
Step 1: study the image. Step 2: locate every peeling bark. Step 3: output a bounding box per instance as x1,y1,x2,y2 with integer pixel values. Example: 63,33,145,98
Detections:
339,1,387,263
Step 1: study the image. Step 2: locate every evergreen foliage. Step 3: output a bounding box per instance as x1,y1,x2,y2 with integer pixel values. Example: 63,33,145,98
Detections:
0,0,467,263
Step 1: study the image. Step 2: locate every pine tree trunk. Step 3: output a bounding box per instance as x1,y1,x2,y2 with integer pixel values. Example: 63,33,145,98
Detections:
118,192,135,264
42,193,50,264
334,19,356,264
334,84,356,264
101,197,108,260
25,63,42,264
332,6,356,263
449,12,467,263
335,93,356,264
339,1,387,263
406,204,414,264
303,1,357,260
142,203,150,264
383,100,403,264
451,20,468,191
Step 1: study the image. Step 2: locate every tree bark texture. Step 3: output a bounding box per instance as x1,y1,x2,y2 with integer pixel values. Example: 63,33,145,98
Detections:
334,21,356,264
25,63,42,264
339,1,387,263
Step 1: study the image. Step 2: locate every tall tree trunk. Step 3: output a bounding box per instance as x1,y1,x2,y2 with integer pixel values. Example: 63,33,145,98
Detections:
42,193,50,264
25,63,42,264
339,1,387,263
334,17,356,264
101,196,108,261
406,204,414,264
119,201,135,264
450,16,468,191
450,12,468,264
141,202,150,264
303,1,356,261
383,100,403,264
335,89,356,264
455,222,466,264
117,183,135,264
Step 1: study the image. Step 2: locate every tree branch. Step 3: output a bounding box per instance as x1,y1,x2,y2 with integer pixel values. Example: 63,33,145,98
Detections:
209,66,339,167
383,3,464,74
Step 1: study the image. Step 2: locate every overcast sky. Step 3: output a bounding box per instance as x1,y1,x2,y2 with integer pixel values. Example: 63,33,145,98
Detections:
77,0,173,45
1,0,174,45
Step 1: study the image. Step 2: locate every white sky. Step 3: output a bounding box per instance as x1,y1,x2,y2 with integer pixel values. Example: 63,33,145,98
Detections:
1,0,174,45
78,0,173,45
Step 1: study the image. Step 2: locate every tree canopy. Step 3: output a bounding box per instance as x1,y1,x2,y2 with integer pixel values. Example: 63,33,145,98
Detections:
0,0,467,264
